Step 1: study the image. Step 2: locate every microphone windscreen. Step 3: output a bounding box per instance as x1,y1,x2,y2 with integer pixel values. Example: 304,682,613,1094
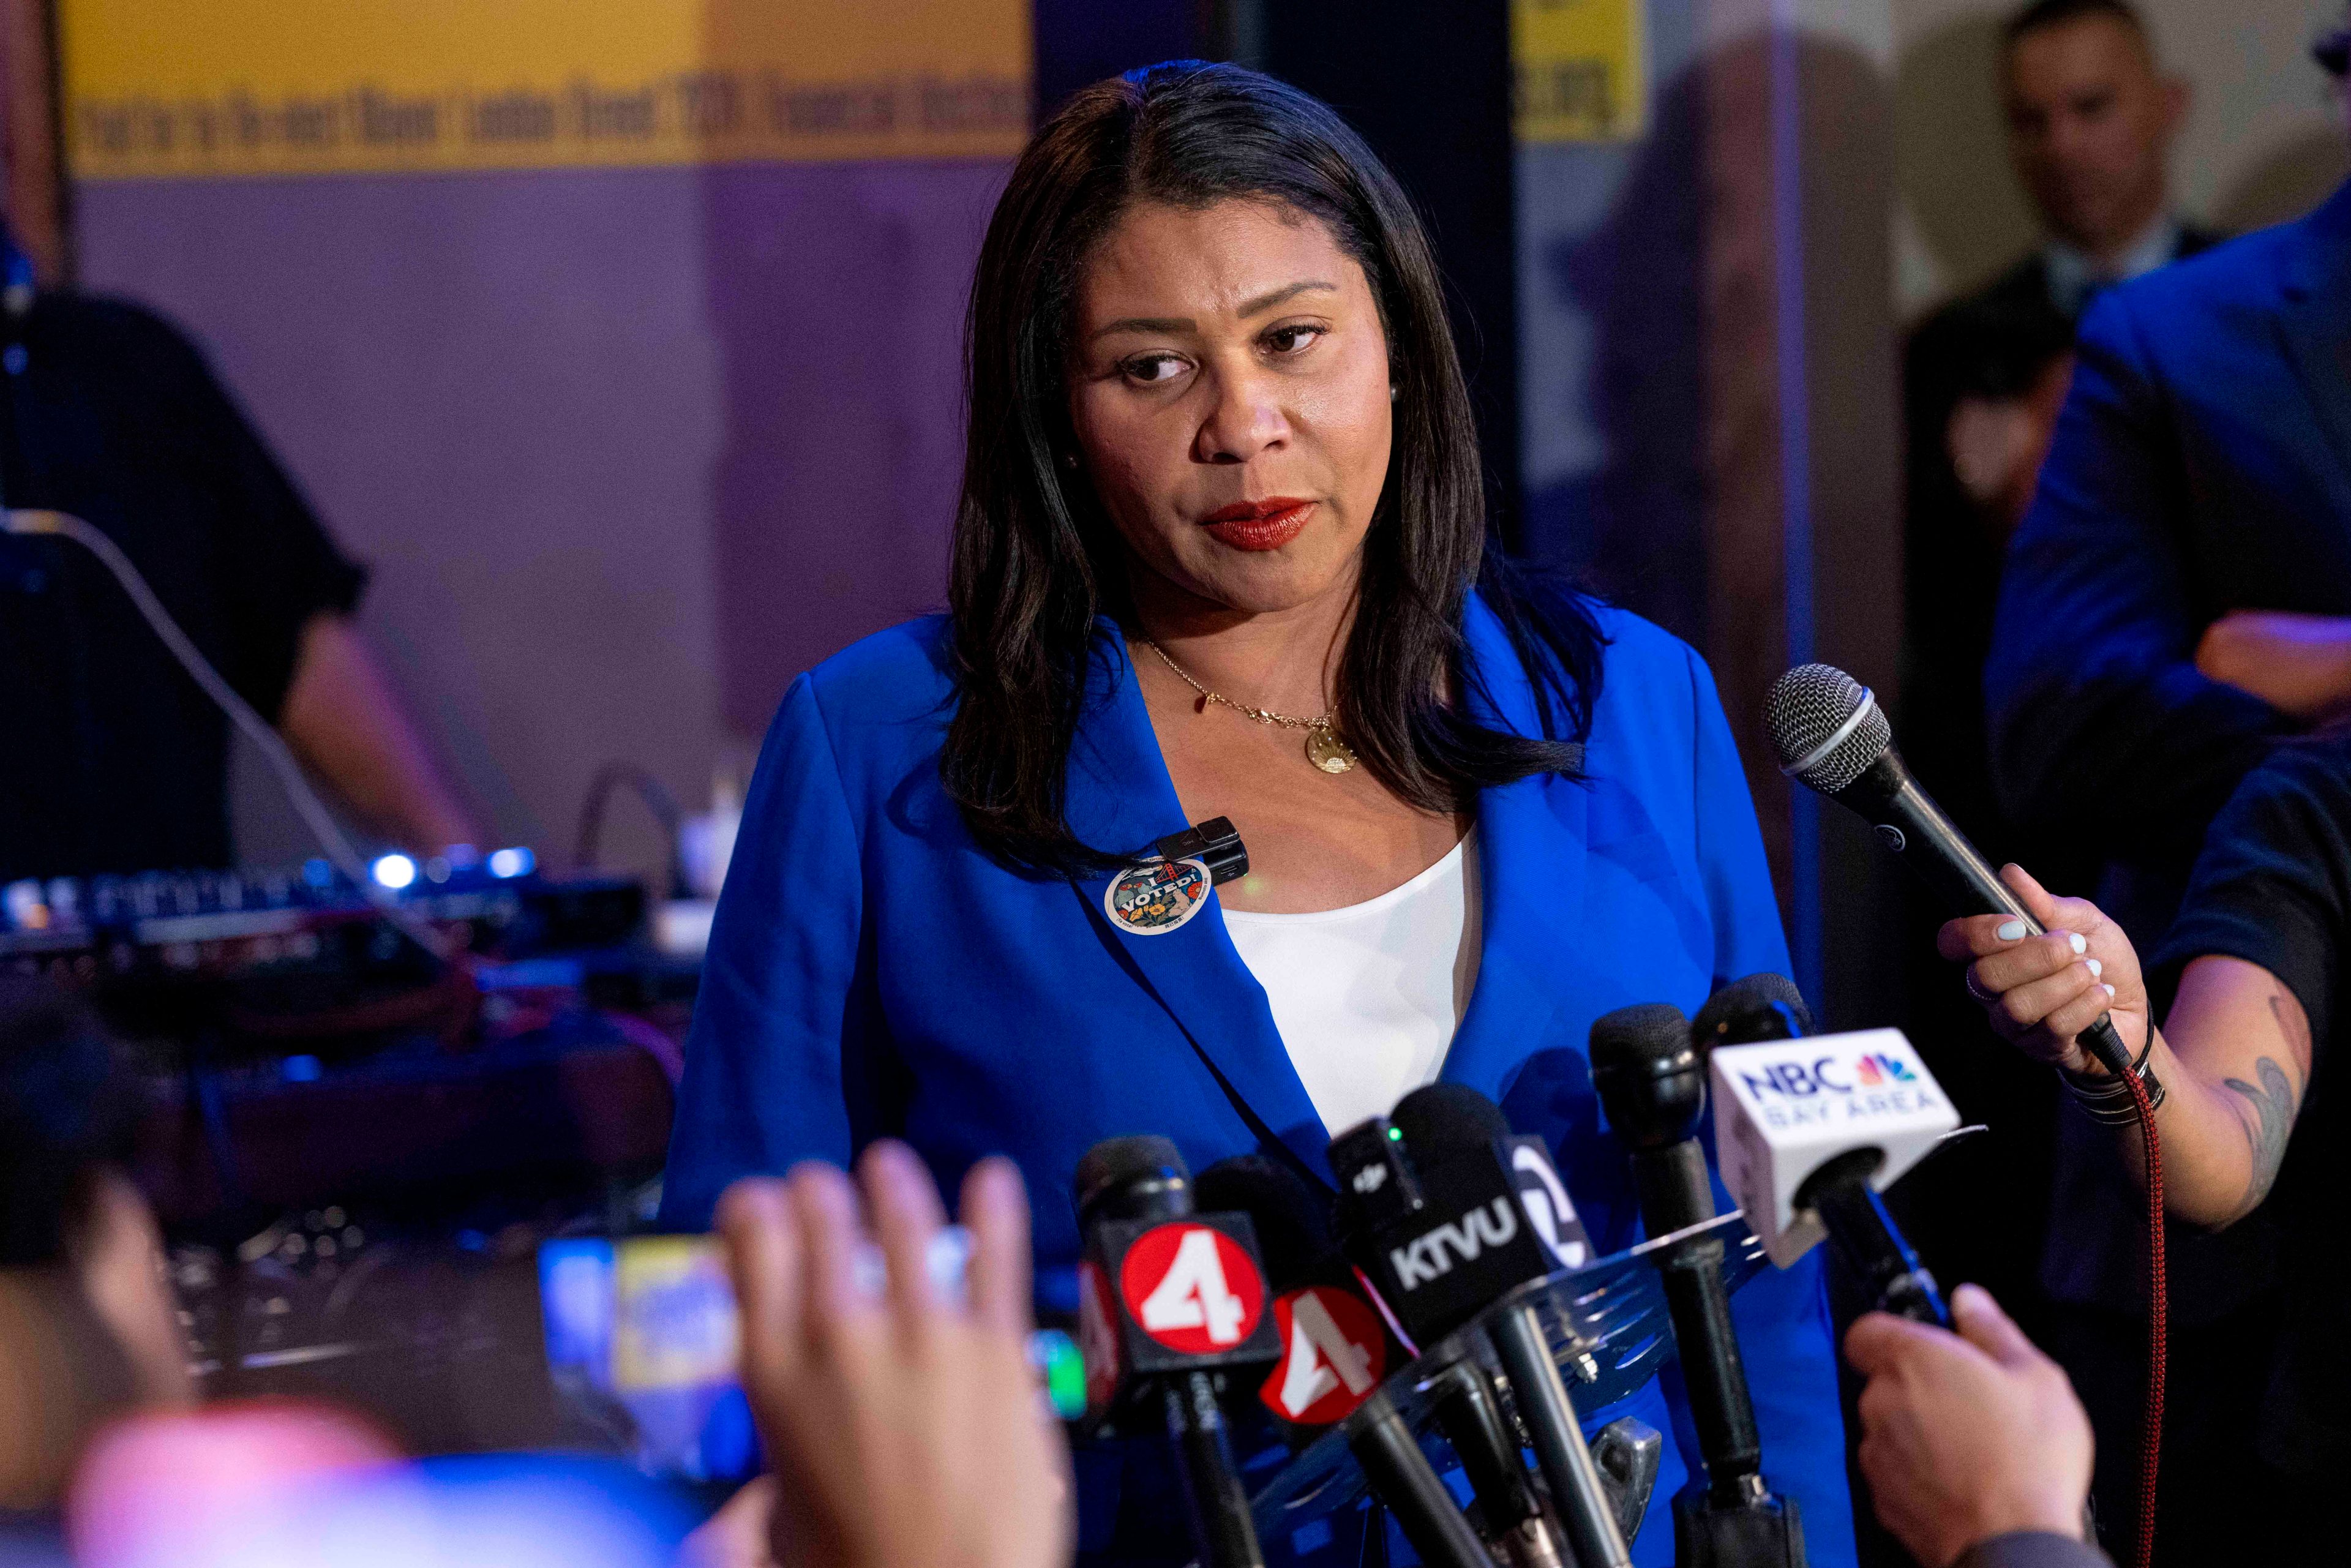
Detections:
1073,1135,1188,1219
1692,973,1813,1049
1586,1002,1696,1081
1765,663,1892,793
1390,1081,1510,1155
1193,1154,1330,1289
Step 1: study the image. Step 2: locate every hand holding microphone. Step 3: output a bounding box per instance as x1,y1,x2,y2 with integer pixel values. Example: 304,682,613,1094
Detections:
1769,666,2168,1567
1765,664,2142,1087
1844,1286,2096,1568
1935,865,2154,1086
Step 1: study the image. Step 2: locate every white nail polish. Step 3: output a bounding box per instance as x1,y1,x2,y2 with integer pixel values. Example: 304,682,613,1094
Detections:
2088,958,2103,978
2103,983,2117,998
2069,932,2087,955
1996,920,2027,941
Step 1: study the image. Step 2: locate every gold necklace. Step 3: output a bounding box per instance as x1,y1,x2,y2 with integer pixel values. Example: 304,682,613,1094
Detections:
1140,637,1359,775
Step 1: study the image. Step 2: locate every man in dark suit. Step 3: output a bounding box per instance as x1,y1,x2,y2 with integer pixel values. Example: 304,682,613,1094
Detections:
1907,0,2211,865
1978,18,2351,1562
1891,0,2215,1411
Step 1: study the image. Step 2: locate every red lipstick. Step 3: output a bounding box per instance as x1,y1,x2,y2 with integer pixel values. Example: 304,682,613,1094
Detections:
1199,497,1315,552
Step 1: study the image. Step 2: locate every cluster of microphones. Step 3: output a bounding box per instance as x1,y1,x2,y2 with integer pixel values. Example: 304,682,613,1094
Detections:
1065,973,1963,1568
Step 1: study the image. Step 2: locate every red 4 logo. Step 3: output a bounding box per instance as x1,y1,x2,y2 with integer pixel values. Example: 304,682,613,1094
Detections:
1116,1223,1267,1354
1259,1285,1387,1425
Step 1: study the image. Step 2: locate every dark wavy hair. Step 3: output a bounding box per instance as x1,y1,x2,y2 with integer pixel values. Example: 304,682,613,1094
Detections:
944,61,1605,874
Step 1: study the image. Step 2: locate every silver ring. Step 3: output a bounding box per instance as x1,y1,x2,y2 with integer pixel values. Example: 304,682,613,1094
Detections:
1963,967,1997,1005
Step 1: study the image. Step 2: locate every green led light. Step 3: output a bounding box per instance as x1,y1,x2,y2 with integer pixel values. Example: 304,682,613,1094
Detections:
1387,1125,1403,1141
1030,1328,1087,1420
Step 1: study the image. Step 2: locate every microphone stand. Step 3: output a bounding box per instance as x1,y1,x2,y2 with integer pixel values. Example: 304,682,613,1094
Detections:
1165,1370,1264,1568
1486,1297,1636,1568
1431,1363,1566,1568
1592,1006,1805,1568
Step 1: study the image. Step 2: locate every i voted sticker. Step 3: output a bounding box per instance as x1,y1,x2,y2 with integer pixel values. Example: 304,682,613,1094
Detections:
1104,857,1212,936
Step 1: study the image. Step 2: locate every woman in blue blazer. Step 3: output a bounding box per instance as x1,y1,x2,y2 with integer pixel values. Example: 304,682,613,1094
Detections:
664,62,1853,1566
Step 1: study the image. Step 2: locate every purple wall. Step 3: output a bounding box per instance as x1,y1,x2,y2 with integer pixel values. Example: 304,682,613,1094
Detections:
75,160,1005,868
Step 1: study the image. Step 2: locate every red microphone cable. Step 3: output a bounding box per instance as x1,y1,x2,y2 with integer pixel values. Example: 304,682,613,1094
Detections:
2117,1063,2165,1568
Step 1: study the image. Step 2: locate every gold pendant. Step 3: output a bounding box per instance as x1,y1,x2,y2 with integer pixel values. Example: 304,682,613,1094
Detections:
1305,726,1357,775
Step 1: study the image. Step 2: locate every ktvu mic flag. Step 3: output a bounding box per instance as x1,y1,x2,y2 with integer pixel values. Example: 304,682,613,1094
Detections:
1711,1029,1958,1268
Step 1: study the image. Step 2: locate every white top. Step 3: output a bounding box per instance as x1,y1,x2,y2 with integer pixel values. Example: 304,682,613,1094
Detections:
1222,831,1482,1136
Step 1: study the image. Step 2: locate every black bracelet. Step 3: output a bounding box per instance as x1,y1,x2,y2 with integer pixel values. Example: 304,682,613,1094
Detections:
2058,1024,2167,1123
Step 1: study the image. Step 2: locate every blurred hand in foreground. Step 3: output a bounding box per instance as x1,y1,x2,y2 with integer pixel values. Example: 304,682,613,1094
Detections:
1845,1284,2093,1568
715,1144,1071,1568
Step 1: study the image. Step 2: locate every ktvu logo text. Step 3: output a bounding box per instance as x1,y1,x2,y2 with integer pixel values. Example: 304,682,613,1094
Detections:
1736,1051,1943,1129
1388,1197,1520,1291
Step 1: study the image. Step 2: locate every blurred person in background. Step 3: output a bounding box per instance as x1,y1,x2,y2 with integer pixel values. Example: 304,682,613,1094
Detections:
0,219,478,883
1905,0,2207,870
0,977,188,1544
1975,9,2351,1558
1891,0,2212,1433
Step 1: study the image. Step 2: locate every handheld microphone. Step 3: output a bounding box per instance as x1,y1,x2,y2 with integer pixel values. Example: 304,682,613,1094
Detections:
1709,1031,1956,1326
1191,1156,1493,1568
1333,1086,1635,1568
1764,664,2137,1083
1591,1002,1807,1567
1073,1136,1280,1568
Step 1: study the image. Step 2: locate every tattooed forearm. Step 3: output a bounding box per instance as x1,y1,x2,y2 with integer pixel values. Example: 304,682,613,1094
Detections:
2221,1054,2298,1214
2269,992,2313,1064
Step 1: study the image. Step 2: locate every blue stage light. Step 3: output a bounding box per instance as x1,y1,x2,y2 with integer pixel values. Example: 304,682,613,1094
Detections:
371,853,419,891
489,846,536,879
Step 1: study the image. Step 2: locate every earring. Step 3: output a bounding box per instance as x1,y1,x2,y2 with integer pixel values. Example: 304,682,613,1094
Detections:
1389,384,1398,402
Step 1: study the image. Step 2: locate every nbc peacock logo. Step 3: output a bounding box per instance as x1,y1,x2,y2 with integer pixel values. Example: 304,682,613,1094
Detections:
1854,1053,1917,1089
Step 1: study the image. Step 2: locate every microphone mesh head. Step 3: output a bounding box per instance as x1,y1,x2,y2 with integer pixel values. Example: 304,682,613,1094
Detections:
1072,1135,1187,1217
1390,1082,1510,1154
1765,663,1892,793
1690,973,1815,1049
1193,1155,1329,1286
1588,1003,1698,1079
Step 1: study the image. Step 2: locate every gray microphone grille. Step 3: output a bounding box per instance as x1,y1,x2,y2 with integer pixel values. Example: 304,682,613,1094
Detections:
1765,663,1892,794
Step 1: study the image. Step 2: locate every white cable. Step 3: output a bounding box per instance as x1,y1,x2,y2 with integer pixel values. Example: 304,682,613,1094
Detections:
5,508,453,959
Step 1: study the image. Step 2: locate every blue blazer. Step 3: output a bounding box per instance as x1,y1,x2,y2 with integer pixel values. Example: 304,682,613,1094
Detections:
662,595,1855,1566
1987,180,2351,877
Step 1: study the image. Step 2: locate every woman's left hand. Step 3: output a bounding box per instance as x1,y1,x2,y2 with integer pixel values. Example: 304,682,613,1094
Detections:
1935,864,2147,1078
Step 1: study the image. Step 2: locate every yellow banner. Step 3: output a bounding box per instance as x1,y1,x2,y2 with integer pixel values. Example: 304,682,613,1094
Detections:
61,0,1032,180
1512,0,1646,143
